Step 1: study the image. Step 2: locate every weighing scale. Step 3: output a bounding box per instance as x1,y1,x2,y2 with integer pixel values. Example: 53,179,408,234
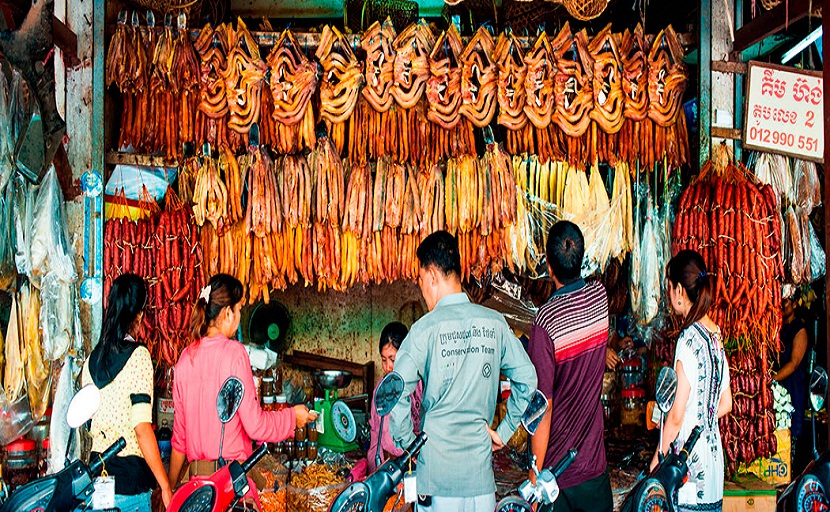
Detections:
312,370,358,452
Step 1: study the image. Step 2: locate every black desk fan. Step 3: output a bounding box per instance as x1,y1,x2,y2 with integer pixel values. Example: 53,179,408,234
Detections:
247,301,292,354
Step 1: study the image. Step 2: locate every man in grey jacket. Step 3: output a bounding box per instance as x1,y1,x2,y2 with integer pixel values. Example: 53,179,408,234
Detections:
390,231,538,511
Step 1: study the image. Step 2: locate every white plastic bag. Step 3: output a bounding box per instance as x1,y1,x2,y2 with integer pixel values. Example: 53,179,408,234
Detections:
29,167,76,286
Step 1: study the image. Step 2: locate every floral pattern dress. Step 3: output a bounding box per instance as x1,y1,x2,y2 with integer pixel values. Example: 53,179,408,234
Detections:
673,322,729,512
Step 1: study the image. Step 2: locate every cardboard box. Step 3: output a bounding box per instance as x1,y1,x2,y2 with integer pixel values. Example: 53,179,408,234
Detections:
724,475,777,512
740,429,792,486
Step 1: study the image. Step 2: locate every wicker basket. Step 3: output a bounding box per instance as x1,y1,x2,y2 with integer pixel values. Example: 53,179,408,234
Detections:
345,0,418,33
563,0,609,21
124,0,227,22
502,0,562,32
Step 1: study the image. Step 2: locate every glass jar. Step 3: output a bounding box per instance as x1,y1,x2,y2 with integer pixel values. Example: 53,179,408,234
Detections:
600,393,618,425
262,395,276,412
296,441,307,460
275,395,288,412
294,425,306,442
4,439,38,490
307,442,318,461
307,422,318,443
261,377,275,399
621,388,646,427
284,440,295,460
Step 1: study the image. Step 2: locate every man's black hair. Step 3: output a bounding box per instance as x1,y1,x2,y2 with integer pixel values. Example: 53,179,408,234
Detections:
545,221,584,284
416,230,462,278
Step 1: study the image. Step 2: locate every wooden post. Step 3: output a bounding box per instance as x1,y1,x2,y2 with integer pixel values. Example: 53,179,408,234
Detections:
823,0,829,442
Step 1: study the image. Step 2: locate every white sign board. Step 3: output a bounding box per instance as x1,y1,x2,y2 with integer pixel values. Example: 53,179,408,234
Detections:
744,61,823,163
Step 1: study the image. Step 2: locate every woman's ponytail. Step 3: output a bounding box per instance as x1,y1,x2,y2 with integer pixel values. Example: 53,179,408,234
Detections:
667,250,714,331
188,273,245,342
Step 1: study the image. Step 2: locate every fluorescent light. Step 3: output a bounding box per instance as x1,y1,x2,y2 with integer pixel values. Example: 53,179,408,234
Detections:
781,26,822,64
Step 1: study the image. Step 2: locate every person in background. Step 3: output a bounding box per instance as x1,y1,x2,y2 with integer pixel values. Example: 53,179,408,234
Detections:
774,288,810,444
82,273,173,511
390,231,537,512
652,250,732,511
168,274,316,498
368,321,423,472
528,221,612,512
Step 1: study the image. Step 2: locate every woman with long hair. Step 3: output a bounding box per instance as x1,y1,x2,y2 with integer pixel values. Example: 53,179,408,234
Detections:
367,321,423,472
167,274,316,498
82,273,172,511
651,250,732,511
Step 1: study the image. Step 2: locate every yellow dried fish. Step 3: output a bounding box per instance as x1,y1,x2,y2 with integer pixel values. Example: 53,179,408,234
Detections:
23,285,50,421
4,294,23,401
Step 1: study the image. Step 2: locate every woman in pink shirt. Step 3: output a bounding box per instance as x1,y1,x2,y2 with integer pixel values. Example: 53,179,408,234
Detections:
367,322,422,472
167,274,316,491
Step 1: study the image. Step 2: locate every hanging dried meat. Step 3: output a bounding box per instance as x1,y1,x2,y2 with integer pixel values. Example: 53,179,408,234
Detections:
310,137,345,291
224,18,267,135
426,26,464,130
495,30,528,131
361,20,397,113
460,27,497,128
317,25,364,153
551,24,594,138
195,23,233,148
391,23,434,109
620,24,649,122
342,162,373,286
266,29,319,153
647,25,687,127
523,32,556,130
588,24,624,134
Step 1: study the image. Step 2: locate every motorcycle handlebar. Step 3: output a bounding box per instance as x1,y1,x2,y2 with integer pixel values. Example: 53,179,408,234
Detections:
551,449,578,479
679,427,702,462
89,438,126,475
242,443,269,473
403,433,428,461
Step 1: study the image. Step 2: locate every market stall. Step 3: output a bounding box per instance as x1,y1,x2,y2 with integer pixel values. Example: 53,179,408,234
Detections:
0,0,825,510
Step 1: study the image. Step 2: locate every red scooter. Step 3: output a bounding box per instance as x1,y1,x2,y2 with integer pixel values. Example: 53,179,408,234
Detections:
167,377,269,512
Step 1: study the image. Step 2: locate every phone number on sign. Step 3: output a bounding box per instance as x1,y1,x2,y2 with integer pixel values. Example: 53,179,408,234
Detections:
747,126,820,152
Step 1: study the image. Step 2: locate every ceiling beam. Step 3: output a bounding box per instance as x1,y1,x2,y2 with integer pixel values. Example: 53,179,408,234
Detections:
733,0,813,53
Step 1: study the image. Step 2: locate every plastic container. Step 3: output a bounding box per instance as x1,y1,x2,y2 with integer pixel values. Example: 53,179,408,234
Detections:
619,358,645,389
4,438,38,490
621,388,646,427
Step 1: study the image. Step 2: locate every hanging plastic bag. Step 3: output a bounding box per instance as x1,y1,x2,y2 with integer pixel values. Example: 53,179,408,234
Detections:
808,220,826,282
785,206,805,284
29,166,76,287
0,189,15,291
50,356,80,472
9,173,35,278
0,69,13,195
792,159,821,214
40,273,82,360
636,196,662,325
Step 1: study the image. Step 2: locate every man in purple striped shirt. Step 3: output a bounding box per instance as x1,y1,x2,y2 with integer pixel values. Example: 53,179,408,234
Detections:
528,221,612,512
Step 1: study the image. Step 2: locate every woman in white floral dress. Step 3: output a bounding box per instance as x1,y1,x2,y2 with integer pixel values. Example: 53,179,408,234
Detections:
651,250,733,511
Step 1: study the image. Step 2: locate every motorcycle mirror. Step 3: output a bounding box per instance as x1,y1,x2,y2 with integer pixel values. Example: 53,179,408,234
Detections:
655,366,678,414
810,367,828,413
66,384,101,429
217,377,245,424
374,371,404,417
521,390,548,435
